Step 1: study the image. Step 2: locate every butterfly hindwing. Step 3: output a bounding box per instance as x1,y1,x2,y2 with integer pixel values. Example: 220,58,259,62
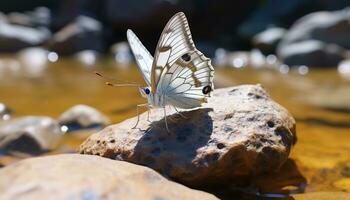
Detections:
127,29,153,86
157,48,214,109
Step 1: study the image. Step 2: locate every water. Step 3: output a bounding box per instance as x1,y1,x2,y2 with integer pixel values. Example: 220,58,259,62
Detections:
0,56,349,197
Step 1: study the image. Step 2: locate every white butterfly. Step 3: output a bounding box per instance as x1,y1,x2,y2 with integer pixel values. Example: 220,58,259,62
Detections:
127,12,214,131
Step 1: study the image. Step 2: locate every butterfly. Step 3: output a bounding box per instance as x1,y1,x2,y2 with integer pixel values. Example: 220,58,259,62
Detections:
127,12,214,131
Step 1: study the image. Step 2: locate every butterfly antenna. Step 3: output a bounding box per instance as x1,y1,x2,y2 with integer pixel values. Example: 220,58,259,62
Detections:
95,71,140,87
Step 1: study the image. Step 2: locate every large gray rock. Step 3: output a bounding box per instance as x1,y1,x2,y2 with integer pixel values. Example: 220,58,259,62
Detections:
278,40,345,67
48,15,103,55
0,154,218,200
0,116,63,153
80,85,296,187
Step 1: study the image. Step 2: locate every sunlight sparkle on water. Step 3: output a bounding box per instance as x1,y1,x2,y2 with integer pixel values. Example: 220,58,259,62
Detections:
48,52,59,62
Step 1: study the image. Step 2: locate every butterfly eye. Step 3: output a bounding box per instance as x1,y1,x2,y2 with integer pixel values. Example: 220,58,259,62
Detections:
144,88,150,95
181,53,191,62
202,85,212,94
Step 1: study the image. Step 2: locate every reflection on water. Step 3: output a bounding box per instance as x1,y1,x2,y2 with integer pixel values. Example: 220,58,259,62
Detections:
0,55,349,197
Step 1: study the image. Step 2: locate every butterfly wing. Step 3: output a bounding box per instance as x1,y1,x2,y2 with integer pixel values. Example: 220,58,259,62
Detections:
158,51,214,109
151,12,197,91
127,29,153,86
153,12,214,109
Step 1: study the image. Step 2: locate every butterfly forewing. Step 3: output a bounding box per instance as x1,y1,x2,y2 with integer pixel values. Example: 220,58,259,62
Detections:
152,12,214,109
151,12,196,92
126,29,153,87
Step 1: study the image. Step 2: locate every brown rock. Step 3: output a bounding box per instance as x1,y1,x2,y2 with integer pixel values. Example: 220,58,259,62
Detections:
0,154,218,200
80,85,296,187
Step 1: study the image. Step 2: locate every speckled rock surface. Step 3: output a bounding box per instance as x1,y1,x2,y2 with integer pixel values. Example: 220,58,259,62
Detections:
0,154,218,200
0,116,63,153
80,85,296,187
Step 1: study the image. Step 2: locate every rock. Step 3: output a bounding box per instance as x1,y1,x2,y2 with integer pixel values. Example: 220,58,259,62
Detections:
58,104,110,132
238,1,350,41
292,192,350,200
277,8,350,67
279,8,350,50
0,21,51,52
7,7,51,28
0,116,63,153
338,60,350,79
48,15,103,55
277,40,344,67
74,50,99,66
0,103,12,121
110,42,132,66
0,154,219,200
17,47,48,78
80,85,296,187
253,27,286,54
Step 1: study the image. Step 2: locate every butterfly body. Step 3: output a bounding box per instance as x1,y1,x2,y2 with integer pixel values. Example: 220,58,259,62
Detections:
127,12,214,131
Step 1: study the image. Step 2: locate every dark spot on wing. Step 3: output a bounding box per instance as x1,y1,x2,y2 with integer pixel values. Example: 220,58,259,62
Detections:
181,53,191,62
202,85,212,94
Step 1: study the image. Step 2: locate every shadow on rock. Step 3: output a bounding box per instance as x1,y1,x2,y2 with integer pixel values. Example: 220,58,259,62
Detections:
132,108,213,178
209,159,305,200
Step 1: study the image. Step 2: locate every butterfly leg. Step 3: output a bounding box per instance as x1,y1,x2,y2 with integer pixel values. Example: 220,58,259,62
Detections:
163,107,170,132
147,105,151,123
132,103,149,129
173,106,187,119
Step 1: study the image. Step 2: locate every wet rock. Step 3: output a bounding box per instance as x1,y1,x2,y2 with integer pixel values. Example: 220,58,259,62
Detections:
253,27,286,54
48,15,103,55
0,116,63,153
0,154,219,200
277,40,344,67
0,103,12,121
0,21,51,52
58,104,110,132
80,85,296,187
292,192,350,200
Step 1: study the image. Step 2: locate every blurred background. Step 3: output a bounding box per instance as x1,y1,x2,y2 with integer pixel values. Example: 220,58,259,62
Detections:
0,0,350,198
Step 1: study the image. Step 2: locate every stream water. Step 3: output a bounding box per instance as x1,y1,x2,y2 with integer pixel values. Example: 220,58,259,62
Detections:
0,56,349,198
